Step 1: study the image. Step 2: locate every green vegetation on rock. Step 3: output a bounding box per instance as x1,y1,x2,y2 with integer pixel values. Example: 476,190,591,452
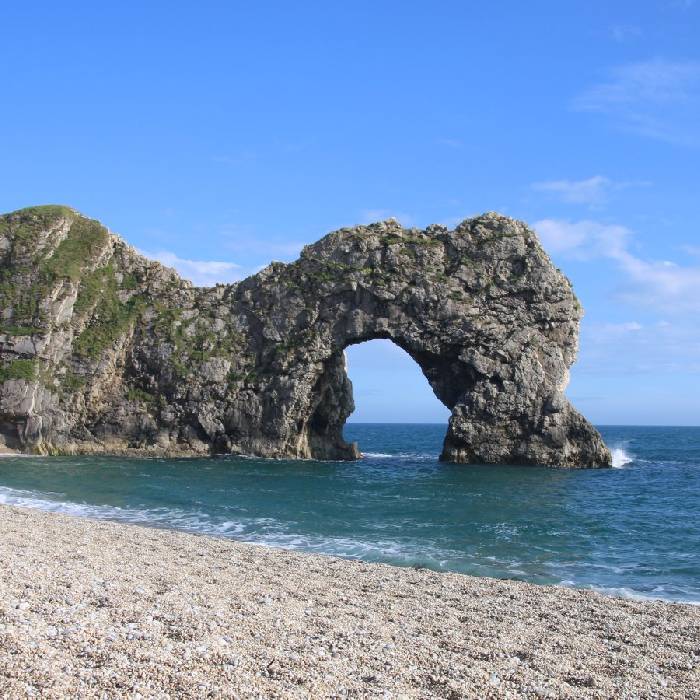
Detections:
0,325,41,336
2,206,73,247
74,293,145,359
71,257,149,360
16,205,73,219
126,387,156,404
0,359,37,382
42,217,109,283
0,210,111,332
60,371,86,391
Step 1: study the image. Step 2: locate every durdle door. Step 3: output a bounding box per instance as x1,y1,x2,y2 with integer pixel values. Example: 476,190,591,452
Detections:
0,206,611,467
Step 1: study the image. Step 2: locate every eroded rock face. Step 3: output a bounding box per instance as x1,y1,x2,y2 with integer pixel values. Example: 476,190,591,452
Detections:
0,206,611,467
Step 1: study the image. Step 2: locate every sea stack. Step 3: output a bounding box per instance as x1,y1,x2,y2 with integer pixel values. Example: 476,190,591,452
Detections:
0,206,611,467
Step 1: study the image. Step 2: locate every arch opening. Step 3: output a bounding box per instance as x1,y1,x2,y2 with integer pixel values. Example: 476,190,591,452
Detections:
344,339,451,424
337,339,451,457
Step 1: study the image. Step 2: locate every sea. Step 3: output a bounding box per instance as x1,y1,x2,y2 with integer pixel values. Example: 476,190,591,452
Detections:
0,424,698,604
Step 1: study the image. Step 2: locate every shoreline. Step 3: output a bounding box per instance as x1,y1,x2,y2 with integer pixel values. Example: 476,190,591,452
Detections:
1,505,698,698
0,486,695,608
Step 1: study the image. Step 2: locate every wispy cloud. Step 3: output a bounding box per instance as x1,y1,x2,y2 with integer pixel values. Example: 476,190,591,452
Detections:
224,238,306,260
533,219,630,259
531,175,650,206
578,318,700,375
595,321,643,334
436,138,464,149
532,175,611,205
579,322,700,375
140,249,243,287
613,251,700,311
534,219,700,311
211,222,308,263
573,59,700,146
576,59,700,108
610,25,642,42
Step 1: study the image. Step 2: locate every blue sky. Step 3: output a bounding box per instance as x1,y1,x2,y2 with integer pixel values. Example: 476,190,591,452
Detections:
1,2,698,424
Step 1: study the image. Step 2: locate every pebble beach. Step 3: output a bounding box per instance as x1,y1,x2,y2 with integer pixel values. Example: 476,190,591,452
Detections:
0,504,698,699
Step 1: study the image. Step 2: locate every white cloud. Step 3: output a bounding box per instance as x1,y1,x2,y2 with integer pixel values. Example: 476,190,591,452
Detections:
533,219,630,258
613,252,700,310
532,175,611,205
577,59,700,107
579,318,700,375
574,59,700,145
140,250,243,287
531,175,650,206
534,219,700,311
597,321,643,334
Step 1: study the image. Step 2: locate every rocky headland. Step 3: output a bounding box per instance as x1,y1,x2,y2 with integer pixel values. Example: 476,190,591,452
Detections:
0,206,610,467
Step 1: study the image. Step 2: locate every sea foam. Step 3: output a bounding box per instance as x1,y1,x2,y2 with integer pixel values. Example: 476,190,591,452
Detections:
611,447,634,468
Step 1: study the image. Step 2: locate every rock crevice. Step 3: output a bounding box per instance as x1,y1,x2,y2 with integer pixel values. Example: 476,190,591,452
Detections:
0,206,611,467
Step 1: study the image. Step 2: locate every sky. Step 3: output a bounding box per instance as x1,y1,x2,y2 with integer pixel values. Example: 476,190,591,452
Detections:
1,1,698,425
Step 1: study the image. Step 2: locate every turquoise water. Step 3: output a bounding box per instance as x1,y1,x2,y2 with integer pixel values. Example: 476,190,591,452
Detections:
0,424,698,603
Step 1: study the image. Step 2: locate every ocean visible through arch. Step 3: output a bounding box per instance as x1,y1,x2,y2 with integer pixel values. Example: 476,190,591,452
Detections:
1,424,698,604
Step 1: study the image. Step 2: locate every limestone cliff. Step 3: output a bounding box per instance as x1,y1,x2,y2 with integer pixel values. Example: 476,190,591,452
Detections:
0,205,611,467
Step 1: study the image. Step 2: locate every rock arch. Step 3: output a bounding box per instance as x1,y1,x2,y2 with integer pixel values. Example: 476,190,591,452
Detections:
254,215,610,466
0,206,611,467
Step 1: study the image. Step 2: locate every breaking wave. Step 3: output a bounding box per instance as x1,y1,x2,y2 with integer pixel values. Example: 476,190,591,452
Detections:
611,447,634,468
